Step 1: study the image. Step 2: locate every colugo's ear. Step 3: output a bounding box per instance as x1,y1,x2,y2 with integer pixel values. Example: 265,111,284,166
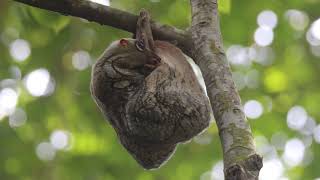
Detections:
119,39,129,47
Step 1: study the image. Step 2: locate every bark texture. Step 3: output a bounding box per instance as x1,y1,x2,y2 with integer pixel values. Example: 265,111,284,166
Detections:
189,0,262,179
13,0,263,178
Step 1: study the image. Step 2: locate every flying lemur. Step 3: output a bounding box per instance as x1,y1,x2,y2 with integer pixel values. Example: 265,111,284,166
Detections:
90,11,211,169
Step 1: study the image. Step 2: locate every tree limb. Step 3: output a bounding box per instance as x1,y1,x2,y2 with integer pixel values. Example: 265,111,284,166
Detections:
189,0,263,179
12,0,192,54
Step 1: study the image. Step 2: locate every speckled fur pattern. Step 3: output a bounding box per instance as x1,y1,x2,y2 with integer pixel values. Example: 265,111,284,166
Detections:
91,39,211,169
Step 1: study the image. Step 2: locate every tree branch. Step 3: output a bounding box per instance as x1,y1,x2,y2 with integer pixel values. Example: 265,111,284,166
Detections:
12,0,192,54
189,0,262,179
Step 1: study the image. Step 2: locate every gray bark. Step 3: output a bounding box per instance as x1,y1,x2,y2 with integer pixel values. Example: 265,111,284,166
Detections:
189,0,262,179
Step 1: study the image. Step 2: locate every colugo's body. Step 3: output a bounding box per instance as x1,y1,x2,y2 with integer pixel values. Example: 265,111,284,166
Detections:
90,38,211,169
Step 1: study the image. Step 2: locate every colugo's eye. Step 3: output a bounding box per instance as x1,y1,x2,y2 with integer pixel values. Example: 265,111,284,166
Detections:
135,40,145,52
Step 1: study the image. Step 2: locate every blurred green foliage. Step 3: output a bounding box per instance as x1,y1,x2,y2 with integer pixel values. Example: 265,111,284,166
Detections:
0,0,320,180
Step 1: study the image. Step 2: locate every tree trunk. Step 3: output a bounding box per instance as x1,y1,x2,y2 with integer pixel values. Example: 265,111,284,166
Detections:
189,0,262,179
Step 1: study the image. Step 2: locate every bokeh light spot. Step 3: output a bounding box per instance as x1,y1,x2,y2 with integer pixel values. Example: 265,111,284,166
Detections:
287,106,308,130
285,9,309,31
314,125,320,143
253,46,275,66
9,108,27,128
244,100,263,119
311,18,320,40
9,39,31,62
257,10,278,29
50,130,70,150
36,142,56,161
254,27,274,46
306,29,320,46
0,88,18,118
300,117,316,135
282,138,305,167
232,71,246,90
72,50,92,71
24,68,55,97
226,45,251,66
211,161,224,180
259,159,284,180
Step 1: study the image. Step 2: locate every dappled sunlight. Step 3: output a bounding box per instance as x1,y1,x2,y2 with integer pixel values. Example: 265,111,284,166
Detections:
227,45,251,67
0,88,18,119
253,46,274,66
36,142,56,161
259,158,284,180
310,19,320,41
23,68,55,97
287,106,308,131
282,138,305,167
300,117,316,135
257,10,278,29
9,39,31,62
8,108,27,128
226,44,274,68
254,27,274,46
254,10,277,47
50,130,71,150
306,29,320,46
285,9,309,31
314,125,320,143
244,100,264,119
72,50,92,71
211,161,224,180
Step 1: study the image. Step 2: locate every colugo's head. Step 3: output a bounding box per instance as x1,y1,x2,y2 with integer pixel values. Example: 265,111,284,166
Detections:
97,38,150,70
91,39,152,86
103,38,145,55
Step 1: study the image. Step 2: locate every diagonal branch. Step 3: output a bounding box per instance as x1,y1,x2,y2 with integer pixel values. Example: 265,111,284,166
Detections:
12,0,192,54
189,0,263,179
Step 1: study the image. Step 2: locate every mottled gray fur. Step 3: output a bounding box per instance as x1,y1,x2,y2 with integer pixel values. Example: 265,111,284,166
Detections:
90,38,211,169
